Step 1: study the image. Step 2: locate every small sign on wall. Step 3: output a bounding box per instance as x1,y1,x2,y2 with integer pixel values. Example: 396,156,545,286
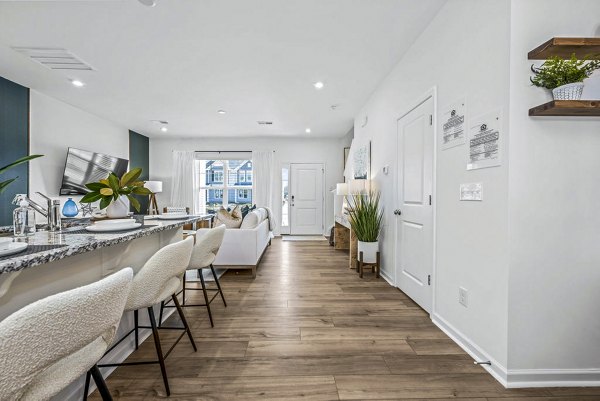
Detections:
467,109,502,170
441,97,466,150
460,182,483,201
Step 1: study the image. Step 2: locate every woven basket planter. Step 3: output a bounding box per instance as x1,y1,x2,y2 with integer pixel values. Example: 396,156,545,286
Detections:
552,82,584,100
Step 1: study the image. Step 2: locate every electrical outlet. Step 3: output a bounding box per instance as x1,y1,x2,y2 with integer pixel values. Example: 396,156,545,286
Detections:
459,287,468,307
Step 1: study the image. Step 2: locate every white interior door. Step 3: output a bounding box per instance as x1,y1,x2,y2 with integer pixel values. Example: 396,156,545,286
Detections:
290,163,324,235
395,96,434,313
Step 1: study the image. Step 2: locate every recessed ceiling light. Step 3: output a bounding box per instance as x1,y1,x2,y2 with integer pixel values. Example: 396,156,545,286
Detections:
305,128,311,133
160,126,168,132
71,79,85,87
313,81,324,90
138,0,157,7
217,110,227,114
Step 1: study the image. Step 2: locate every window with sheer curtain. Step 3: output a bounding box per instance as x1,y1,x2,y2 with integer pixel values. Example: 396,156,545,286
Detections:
195,159,253,214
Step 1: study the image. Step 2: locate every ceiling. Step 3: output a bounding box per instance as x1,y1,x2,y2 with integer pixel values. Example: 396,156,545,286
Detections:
0,0,445,138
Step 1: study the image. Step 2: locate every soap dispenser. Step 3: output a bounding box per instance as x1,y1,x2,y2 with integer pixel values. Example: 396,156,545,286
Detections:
13,195,36,237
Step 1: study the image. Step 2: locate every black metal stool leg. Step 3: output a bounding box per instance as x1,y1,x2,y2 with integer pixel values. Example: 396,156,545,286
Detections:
83,369,91,401
90,365,113,401
133,309,139,349
198,269,214,327
158,300,165,328
148,307,170,396
172,293,197,351
210,264,227,307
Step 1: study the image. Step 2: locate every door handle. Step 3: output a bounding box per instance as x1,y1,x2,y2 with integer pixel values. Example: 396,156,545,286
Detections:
394,209,402,215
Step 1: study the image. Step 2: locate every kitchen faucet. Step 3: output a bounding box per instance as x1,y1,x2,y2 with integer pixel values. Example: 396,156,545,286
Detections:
13,193,62,231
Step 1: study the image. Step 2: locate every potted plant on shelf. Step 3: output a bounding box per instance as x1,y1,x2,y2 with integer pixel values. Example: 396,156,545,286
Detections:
531,54,600,100
0,155,43,194
80,167,152,218
346,190,384,265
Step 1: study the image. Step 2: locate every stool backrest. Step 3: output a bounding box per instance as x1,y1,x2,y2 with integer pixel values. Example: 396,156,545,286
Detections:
127,236,194,311
0,268,133,400
190,225,226,268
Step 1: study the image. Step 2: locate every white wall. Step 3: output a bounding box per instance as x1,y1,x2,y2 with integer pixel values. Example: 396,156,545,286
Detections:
507,0,600,379
353,0,511,372
29,91,129,208
150,136,347,235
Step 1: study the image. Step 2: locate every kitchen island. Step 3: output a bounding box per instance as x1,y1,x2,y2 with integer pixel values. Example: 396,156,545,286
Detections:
0,216,205,400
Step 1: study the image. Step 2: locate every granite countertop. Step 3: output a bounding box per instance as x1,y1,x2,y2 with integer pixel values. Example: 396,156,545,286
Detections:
0,216,206,275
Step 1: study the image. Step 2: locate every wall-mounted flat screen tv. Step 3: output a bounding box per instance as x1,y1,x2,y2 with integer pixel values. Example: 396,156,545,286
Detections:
59,147,129,195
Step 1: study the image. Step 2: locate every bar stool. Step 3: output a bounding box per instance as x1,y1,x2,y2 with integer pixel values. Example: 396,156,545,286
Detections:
160,225,226,327
0,268,133,401
96,236,195,397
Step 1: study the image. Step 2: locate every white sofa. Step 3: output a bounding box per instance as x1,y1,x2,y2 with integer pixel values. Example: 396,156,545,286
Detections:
196,210,272,278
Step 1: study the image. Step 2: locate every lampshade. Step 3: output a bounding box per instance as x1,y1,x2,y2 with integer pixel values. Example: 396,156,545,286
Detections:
145,180,163,193
348,179,368,194
336,183,348,196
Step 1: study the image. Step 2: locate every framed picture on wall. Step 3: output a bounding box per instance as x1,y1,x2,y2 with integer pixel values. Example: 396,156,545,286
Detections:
353,141,370,179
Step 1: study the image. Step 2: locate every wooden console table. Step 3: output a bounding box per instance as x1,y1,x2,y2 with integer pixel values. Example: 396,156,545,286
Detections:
334,215,358,270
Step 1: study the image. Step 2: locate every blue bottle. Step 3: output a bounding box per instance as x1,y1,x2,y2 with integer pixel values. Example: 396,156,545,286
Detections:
62,198,79,218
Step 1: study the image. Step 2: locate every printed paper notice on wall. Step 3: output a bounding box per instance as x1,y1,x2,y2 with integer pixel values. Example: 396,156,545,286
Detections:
460,183,483,201
467,109,502,170
441,98,466,150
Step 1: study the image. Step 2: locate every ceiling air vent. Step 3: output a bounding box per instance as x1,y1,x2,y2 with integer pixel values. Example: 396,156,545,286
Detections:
12,47,94,71
257,121,273,125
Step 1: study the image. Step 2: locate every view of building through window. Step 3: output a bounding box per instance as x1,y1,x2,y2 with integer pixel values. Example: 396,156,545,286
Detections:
196,159,253,214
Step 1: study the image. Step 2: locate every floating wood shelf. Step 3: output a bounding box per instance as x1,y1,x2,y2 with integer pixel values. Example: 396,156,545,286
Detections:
528,37,600,60
529,100,600,117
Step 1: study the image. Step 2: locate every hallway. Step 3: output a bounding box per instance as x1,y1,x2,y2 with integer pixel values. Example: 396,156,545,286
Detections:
94,239,600,400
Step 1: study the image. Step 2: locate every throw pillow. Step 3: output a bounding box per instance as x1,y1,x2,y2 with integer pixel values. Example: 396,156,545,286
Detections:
240,210,260,229
216,206,242,228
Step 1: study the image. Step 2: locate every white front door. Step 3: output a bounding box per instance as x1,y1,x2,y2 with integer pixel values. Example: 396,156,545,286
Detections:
395,96,434,313
290,163,324,235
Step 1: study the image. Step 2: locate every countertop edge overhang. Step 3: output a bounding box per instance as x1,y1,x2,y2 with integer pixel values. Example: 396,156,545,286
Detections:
0,217,204,274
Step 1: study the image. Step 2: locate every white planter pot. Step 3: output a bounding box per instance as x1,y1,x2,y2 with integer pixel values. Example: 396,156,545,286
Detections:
358,240,379,264
552,82,584,100
106,196,129,218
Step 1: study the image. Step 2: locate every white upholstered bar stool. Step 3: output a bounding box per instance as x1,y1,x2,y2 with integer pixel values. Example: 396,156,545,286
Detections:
0,268,133,401
96,236,195,397
160,225,226,327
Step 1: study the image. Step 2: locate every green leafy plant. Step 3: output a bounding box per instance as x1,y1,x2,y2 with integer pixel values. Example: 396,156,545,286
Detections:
80,167,152,212
530,54,600,89
0,154,43,194
346,190,384,243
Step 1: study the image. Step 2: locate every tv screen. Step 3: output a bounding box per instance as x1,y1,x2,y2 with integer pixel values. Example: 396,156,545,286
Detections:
59,148,129,195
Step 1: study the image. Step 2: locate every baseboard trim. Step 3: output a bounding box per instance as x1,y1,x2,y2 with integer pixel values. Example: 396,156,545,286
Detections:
432,313,600,388
506,369,600,388
431,313,508,387
379,269,395,286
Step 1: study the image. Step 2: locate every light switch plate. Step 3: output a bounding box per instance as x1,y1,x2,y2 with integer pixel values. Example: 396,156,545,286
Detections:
460,183,483,201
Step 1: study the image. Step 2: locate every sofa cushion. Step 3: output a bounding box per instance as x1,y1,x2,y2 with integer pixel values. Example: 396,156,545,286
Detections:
216,206,242,228
240,210,260,229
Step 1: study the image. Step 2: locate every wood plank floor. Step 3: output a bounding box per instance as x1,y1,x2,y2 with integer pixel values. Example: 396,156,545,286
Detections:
92,239,600,400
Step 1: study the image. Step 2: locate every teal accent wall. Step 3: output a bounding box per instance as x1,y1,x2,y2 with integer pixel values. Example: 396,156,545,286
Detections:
129,130,150,214
0,76,30,226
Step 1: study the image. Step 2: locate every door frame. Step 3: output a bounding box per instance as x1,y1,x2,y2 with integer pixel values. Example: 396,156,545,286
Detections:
281,161,326,236
393,86,438,315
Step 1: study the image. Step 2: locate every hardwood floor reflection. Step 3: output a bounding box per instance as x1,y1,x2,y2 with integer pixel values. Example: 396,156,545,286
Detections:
91,239,600,400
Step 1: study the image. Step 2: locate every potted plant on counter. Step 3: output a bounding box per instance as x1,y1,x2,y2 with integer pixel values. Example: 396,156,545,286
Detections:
346,190,384,265
80,167,152,218
531,54,600,100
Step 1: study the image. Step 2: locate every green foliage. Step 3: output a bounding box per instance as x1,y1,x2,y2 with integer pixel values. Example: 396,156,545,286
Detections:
346,190,384,243
0,154,43,194
530,54,600,89
80,167,152,212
